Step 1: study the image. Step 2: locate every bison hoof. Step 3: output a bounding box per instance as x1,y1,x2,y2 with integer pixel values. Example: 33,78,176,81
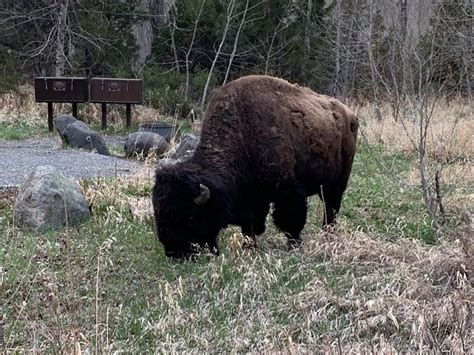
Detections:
242,235,257,250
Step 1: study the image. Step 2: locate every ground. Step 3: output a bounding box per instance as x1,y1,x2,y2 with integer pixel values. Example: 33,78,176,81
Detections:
0,136,141,187
0,92,472,352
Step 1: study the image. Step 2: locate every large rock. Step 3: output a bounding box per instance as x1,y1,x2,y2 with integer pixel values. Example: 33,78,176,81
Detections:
124,131,169,158
166,133,198,161
14,166,90,233
54,114,109,155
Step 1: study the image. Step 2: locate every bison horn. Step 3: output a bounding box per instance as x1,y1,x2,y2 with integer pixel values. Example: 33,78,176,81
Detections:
194,184,210,205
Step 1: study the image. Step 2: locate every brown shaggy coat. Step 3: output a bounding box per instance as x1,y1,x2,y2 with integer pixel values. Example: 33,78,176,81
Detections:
197,75,358,196
153,75,358,258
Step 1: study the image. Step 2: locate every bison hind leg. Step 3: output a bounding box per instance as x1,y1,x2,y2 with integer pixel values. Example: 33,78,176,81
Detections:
207,240,220,255
272,183,307,248
317,185,345,227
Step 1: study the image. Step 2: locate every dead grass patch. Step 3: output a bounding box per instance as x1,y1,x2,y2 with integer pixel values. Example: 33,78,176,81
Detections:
286,227,474,353
356,99,473,162
3,177,473,353
0,85,170,127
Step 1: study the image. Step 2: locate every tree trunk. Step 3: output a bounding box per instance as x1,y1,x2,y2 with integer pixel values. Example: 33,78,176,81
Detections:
132,0,156,74
400,0,407,42
399,0,408,105
303,0,313,82
132,0,176,73
332,0,342,96
131,19,154,74
55,0,69,76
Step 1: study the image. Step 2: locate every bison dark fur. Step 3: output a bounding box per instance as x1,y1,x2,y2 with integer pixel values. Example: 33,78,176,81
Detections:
153,75,358,259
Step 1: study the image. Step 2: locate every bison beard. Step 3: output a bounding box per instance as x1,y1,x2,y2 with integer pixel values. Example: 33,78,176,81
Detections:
153,75,358,259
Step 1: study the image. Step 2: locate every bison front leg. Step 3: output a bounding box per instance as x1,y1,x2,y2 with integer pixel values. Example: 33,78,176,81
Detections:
240,224,260,249
240,201,270,249
272,183,307,248
241,233,257,249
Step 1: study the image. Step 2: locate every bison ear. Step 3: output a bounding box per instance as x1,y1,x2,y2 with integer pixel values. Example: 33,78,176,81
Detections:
194,183,211,205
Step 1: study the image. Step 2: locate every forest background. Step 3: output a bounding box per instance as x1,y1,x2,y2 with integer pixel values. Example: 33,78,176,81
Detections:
1,0,472,114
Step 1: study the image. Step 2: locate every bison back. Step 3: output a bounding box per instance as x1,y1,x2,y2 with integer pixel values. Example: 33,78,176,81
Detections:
199,75,358,191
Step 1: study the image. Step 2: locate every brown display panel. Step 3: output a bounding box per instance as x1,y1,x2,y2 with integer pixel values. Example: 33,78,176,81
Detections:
89,78,142,104
34,77,88,103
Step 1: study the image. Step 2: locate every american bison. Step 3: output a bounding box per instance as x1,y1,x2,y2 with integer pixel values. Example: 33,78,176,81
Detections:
153,75,358,258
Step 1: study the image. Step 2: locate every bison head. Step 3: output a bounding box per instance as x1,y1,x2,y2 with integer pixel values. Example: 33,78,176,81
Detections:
152,164,230,259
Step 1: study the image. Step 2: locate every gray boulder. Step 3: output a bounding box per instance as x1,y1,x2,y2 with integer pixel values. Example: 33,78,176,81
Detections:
53,114,77,132
54,114,109,155
166,133,198,161
125,131,169,158
14,166,90,233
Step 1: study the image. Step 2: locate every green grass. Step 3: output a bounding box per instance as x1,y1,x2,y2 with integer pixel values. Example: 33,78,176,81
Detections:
1,142,472,352
0,121,48,140
340,144,439,243
2,218,358,352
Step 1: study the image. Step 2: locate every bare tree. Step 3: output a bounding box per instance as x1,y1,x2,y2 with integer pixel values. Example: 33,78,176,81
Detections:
304,0,313,52
262,0,295,76
364,0,473,228
222,0,250,86
184,0,206,101
169,9,180,72
1,0,138,78
200,0,236,109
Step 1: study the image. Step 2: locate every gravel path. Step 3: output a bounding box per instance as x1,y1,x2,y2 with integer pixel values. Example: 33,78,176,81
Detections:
0,136,143,188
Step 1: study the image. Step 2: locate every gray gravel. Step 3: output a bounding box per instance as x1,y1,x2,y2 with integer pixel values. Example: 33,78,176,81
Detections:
0,136,143,187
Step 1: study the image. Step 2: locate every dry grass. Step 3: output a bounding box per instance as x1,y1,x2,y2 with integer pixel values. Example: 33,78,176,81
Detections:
354,98,473,232
2,197,472,352
299,226,473,353
356,99,473,163
0,84,169,127
3,163,471,352
0,85,41,124
80,165,156,224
